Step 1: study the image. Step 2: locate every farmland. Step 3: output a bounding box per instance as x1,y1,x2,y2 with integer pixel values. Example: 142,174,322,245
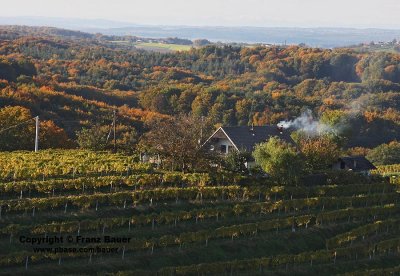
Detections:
110,40,193,52
134,42,193,52
0,150,399,275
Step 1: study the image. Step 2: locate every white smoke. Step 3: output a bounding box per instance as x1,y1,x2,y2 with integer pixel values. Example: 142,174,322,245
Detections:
346,94,371,116
277,95,372,137
278,109,335,137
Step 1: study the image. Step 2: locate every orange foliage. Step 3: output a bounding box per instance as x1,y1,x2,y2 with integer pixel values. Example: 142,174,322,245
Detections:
323,97,335,106
39,120,72,149
364,110,379,123
271,91,281,99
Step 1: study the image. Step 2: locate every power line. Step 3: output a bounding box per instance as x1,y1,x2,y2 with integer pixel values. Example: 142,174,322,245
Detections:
0,112,119,151
105,110,118,153
51,120,84,123
0,118,35,135
34,116,39,153
0,116,40,152
106,121,113,143
113,110,117,153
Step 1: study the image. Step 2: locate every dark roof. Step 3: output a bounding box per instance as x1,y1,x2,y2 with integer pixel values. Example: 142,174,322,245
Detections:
338,156,376,171
219,126,294,152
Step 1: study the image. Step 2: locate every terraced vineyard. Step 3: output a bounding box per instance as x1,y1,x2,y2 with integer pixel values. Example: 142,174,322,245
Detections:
0,150,399,275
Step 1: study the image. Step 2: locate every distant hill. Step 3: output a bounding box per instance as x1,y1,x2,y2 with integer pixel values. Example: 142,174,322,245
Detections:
347,40,400,53
90,26,400,48
0,25,94,39
0,25,195,53
1,16,400,47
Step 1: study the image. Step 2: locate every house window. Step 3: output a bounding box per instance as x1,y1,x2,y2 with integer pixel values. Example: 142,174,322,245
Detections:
220,145,227,153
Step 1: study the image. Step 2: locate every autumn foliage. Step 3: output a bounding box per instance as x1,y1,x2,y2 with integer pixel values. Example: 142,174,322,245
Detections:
0,26,400,150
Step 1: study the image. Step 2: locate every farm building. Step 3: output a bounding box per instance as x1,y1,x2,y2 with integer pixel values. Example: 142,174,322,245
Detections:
202,126,294,168
332,156,376,175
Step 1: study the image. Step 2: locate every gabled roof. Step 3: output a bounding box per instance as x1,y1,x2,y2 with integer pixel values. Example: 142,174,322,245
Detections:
338,156,376,171
204,126,295,152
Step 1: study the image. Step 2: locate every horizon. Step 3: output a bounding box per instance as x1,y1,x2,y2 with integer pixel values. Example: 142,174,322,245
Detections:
3,15,400,31
2,16,400,48
1,0,400,29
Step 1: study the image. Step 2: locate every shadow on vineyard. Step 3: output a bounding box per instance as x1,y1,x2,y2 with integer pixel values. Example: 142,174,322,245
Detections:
0,150,399,275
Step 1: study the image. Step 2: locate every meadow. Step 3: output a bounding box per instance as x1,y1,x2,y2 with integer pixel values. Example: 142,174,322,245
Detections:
134,42,193,52
110,40,193,52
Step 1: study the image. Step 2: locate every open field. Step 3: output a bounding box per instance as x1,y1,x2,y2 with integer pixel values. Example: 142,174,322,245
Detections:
134,42,193,52
109,41,193,52
0,150,399,275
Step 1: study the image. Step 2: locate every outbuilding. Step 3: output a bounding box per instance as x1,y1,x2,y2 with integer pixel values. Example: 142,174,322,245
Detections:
332,156,376,175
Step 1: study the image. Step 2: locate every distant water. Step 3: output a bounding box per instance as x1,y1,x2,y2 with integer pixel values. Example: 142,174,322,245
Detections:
1,16,400,48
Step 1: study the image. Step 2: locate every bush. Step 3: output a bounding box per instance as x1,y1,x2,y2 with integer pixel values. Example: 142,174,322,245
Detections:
367,141,400,165
322,170,381,185
253,137,305,186
223,151,249,173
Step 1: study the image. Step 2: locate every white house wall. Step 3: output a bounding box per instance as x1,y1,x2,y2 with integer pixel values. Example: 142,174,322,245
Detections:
213,138,235,154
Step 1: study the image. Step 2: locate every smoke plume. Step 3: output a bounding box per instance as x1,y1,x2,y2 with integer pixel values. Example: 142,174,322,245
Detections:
277,96,371,137
278,109,334,136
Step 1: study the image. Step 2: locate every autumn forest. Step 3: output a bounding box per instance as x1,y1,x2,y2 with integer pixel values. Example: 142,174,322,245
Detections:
1,26,400,155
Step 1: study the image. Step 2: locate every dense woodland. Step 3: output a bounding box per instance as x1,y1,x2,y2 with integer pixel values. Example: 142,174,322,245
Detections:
0,26,400,153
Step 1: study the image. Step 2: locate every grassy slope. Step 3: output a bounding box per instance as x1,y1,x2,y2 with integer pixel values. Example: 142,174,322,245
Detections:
134,42,193,52
110,41,192,52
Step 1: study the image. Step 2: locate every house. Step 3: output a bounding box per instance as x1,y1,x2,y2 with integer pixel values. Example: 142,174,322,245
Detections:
332,156,376,175
202,126,294,168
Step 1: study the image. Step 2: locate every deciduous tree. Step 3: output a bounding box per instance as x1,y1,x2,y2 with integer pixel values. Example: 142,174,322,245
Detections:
140,115,214,171
0,106,35,151
297,136,341,172
253,137,304,185
367,141,400,165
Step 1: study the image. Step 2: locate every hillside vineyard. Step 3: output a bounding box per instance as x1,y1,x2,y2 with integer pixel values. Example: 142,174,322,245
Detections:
0,150,398,275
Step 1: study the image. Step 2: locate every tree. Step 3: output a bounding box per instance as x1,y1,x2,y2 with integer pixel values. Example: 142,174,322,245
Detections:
297,136,341,172
367,141,400,165
235,99,252,126
224,151,249,173
140,115,214,171
193,39,211,47
117,127,139,153
253,137,304,185
76,125,109,151
39,120,73,149
76,124,138,152
320,110,352,146
0,106,35,151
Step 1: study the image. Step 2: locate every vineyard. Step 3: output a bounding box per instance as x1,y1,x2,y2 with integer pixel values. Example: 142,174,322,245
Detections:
373,164,400,185
0,150,399,275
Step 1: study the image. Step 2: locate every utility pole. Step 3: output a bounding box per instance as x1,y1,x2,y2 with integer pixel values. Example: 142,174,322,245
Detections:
113,110,116,153
34,116,39,152
199,116,204,145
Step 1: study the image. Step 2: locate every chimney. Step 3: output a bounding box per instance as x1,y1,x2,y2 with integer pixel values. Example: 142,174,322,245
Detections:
250,124,255,136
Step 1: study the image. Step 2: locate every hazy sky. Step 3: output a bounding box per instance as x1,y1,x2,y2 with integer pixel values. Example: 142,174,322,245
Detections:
1,0,400,28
